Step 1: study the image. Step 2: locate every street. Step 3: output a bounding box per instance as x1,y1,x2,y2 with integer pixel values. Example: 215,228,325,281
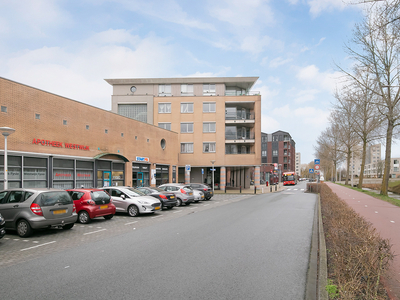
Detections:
0,182,316,300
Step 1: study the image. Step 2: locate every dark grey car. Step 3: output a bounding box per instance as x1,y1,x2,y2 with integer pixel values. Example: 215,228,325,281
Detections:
0,188,78,237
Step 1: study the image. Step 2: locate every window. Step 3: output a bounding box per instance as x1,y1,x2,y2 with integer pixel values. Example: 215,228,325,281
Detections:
273,150,278,156
395,160,399,164
203,84,216,96
181,103,193,113
262,150,267,157
158,103,171,113
35,114,40,120
181,122,193,133
203,142,216,153
105,129,108,134
118,104,147,123
181,84,193,96
86,125,89,130
1,106,6,113
203,122,216,133
121,133,124,137
181,143,193,153
158,84,171,96
203,102,216,112
63,120,67,125
158,123,171,130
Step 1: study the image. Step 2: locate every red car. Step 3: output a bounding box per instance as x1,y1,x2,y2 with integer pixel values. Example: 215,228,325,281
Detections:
66,189,116,224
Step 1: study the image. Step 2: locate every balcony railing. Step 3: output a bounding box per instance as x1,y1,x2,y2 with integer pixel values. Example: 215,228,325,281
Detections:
225,150,255,155
225,112,255,120
225,91,260,96
225,132,255,140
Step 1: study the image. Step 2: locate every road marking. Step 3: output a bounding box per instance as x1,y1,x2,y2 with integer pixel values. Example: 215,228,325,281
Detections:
125,221,138,225
203,204,210,207
151,215,163,219
375,211,378,213
391,221,395,223
365,205,368,207
83,228,107,235
20,241,56,252
189,207,196,209
173,210,183,213
301,189,305,191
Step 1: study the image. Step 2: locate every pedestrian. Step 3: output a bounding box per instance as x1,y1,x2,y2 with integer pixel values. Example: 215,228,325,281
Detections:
232,179,234,187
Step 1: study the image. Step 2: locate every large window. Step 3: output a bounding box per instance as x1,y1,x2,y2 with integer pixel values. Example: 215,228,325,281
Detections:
118,104,147,123
53,158,74,189
203,102,216,112
158,103,171,113
158,84,171,96
181,143,193,153
181,122,194,133
203,142,216,153
273,150,278,156
181,84,193,96
158,123,171,130
24,157,47,188
181,103,193,113
203,122,216,133
203,84,216,96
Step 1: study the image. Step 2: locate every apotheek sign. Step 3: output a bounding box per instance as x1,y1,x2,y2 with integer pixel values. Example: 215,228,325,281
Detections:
32,139,90,151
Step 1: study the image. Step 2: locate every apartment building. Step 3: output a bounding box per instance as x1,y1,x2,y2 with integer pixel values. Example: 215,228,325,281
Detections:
295,152,301,176
105,77,262,190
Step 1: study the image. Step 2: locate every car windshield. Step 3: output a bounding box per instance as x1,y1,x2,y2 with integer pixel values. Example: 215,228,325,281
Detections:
125,188,146,196
150,187,165,193
37,191,73,206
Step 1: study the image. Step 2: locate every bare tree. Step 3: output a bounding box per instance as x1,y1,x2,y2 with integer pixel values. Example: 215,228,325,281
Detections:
334,69,384,188
338,0,400,195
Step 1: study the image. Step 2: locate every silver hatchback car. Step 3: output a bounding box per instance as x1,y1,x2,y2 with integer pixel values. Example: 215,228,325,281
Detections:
158,183,195,206
0,188,78,237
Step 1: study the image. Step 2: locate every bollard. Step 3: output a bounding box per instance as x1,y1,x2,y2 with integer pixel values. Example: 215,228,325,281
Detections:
240,186,242,193
225,187,226,193
275,185,277,191
270,186,272,192
254,185,256,194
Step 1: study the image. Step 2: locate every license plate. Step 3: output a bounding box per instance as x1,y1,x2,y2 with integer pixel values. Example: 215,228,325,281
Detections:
155,206,161,210
189,192,193,196
53,209,67,215
100,205,108,209
170,196,175,199
201,195,204,199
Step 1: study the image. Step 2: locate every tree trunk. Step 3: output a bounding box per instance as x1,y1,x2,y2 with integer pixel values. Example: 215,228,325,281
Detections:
345,150,351,186
358,139,367,189
381,121,394,195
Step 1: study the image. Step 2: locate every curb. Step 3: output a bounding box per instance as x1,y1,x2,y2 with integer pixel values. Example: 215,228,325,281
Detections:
305,195,328,300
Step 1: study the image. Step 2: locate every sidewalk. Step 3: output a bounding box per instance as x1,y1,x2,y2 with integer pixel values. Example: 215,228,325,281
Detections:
214,183,283,194
325,182,400,299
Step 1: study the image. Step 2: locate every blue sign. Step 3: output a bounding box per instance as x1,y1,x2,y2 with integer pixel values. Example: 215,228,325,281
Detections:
314,159,320,165
201,168,204,175
185,165,191,172
309,169,314,173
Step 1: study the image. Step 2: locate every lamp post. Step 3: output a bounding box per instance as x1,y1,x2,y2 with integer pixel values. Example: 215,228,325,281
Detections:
1,127,16,190
211,160,215,193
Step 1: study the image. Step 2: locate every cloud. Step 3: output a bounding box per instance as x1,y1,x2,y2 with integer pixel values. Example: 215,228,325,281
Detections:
269,56,293,68
261,115,281,133
307,0,348,17
294,89,320,103
296,64,342,93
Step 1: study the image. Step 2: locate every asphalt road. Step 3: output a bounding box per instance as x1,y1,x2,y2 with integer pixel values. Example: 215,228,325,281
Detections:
0,182,316,300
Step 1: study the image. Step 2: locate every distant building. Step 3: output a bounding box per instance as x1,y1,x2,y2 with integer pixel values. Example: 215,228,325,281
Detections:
295,153,301,176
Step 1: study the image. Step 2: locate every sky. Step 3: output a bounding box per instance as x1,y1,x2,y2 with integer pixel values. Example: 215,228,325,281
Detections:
0,0,387,165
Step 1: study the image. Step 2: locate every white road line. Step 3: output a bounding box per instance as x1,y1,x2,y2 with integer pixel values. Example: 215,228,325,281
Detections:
151,215,163,219
125,221,138,225
391,221,395,223
223,200,228,202
203,204,210,207
83,228,107,235
375,211,378,214
365,205,368,207
173,210,183,213
301,189,305,191
20,241,56,252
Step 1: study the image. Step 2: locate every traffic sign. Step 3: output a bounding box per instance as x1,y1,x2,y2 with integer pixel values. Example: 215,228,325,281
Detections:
314,159,320,165
315,164,320,170
185,165,191,172
309,169,314,173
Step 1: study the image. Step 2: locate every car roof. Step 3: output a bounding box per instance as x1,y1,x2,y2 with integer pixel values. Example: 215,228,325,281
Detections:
0,188,67,193
66,188,104,192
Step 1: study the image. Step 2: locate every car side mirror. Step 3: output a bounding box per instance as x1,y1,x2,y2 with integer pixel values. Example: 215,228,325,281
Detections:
121,194,126,199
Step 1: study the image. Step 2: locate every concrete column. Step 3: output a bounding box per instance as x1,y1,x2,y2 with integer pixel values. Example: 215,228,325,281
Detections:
221,167,226,191
185,169,190,184
255,166,260,189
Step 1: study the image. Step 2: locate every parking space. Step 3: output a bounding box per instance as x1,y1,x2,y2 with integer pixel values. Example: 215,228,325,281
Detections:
0,194,251,268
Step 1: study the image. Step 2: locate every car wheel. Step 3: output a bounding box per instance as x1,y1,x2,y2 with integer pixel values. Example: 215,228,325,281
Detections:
194,200,200,203
78,211,91,224
104,214,113,220
128,205,139,217
17,219,32,238
176,198,182,207
63,223,74,230
185,202,191,206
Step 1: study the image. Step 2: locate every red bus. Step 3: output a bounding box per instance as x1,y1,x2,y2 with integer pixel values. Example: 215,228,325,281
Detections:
282,172,297,186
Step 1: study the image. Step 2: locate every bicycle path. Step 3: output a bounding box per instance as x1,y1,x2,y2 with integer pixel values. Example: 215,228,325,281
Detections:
325,182,400,299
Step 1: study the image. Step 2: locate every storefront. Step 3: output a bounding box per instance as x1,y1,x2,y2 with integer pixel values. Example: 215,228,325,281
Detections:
155,164,169,186
132,162,150,187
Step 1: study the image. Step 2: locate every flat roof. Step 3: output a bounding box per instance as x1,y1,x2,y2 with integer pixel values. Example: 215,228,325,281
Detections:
104,77,259,90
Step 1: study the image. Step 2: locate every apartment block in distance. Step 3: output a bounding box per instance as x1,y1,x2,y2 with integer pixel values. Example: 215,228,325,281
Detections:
105,77,262,190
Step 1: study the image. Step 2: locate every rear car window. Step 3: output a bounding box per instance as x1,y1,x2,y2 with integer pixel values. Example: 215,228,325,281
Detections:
68,191,84,200
36,191,73,207
91,191,110,201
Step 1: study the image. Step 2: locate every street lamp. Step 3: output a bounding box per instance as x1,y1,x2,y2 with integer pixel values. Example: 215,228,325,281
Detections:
1,127,16,190
210,160,215,193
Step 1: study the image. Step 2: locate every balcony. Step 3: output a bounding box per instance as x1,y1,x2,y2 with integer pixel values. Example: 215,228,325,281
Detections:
225,111,255,120
225,144,254,155
225,90,260,96
225,131,255,143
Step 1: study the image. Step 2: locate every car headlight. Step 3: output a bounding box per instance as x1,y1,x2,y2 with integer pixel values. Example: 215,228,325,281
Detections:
137,200,149,204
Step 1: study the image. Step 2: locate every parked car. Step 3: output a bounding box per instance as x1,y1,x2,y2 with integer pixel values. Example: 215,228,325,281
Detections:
0,212,5,239
186,183,213,200
135,187,177,210
192,189,204,202
0,188,78,237
158,183,194,206
101,186,161,217
66,189,116,224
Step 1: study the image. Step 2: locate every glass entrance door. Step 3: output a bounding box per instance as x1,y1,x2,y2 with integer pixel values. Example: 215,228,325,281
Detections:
137,172,144,187
103,171,111,187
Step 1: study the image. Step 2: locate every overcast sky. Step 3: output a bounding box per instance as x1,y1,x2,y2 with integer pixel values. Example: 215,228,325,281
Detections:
1,0,387,164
